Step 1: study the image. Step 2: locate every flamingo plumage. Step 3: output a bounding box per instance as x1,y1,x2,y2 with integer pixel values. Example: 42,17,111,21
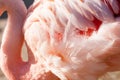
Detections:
0,0,120,80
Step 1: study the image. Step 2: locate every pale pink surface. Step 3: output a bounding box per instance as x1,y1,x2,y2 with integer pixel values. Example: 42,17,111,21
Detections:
0,0,120,80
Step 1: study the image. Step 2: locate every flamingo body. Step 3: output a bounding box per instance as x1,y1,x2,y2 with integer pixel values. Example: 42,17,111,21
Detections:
0,0,120,80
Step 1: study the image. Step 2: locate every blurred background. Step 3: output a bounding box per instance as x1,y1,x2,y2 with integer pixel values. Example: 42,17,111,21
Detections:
0,0,120,80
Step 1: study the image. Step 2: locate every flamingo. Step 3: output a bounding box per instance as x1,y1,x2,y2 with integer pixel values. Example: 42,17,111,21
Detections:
0,0,120,80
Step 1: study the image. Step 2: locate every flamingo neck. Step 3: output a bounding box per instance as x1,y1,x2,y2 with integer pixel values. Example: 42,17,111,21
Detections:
3,4,27,61
0,2,27,79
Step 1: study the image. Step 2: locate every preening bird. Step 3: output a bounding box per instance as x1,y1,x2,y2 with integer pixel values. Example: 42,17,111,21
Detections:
0,0,120,80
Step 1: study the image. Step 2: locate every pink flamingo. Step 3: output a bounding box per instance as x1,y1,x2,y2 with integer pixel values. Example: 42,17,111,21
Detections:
0,0,120,80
